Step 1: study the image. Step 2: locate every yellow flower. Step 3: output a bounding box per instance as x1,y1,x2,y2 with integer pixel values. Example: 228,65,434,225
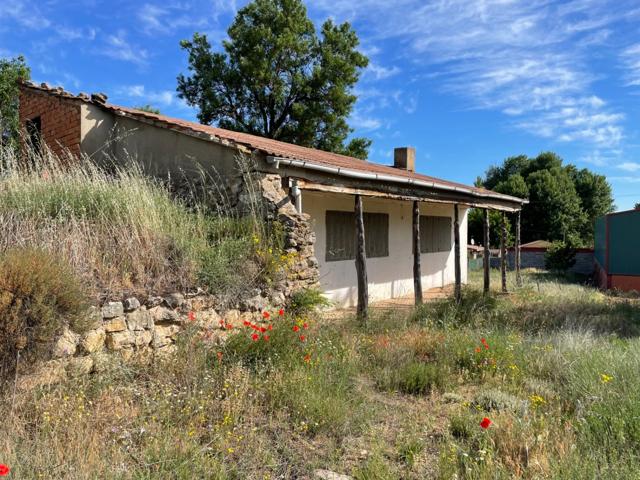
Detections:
529,394,546,407
600,373,613,384
227,447,235,454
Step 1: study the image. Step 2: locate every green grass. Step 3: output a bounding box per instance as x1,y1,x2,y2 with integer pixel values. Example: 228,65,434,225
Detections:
2,270,640,478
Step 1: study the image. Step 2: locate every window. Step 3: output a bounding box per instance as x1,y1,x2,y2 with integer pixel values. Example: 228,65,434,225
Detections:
325,210,389,262
419,215,452,253
26,116,42,153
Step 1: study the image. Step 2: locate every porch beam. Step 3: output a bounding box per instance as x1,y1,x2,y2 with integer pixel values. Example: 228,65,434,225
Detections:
454,204,462,303
413,200,423,305
483,208,490,295
354,194,368,321
500,211,508,293
515,210,522,287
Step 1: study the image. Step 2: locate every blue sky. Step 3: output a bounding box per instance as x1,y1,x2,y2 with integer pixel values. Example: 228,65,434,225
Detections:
2,0,640,210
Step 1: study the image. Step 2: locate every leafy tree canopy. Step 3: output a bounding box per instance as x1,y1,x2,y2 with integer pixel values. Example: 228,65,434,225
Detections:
470,152,614,247
177,0,371,159
0,56,30,149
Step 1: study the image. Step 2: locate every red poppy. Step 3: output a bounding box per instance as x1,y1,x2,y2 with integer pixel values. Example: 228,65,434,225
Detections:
0,464,9,476
475,347,482,353
480,417,492,429
263,335,270,341
293,325,300,332
303,323,308,329
251,333,259,341
304,354,311,363
188,311,196,321
481,338,489,349
262,311,271,319
260,326,267,333
225,324,233,330
278,308,285,316
299,335,306,342
243,320,251,327
251,324,259,331
268,324,273,331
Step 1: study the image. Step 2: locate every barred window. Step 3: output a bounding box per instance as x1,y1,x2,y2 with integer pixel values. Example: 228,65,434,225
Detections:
419,215,452,253
325,210,389,262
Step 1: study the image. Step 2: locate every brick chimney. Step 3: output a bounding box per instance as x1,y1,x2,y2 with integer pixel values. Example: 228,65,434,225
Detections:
394,147,415,172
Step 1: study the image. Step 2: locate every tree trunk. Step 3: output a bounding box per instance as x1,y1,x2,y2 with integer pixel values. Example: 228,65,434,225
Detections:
454,204,462,303
483,208,490,295
500,211,508,293
515,210,522,287
413,200,423,305
355,194,368,321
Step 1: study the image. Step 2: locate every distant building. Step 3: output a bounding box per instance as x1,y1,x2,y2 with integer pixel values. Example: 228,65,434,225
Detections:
595,208,640,292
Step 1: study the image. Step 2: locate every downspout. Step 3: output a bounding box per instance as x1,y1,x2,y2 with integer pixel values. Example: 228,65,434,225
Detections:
291,179,302,214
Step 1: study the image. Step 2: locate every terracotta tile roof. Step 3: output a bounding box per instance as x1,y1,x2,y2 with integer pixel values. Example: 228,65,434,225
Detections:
20,81,526,206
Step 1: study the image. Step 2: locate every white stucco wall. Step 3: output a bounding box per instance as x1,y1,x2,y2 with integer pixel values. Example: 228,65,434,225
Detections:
302,191,468,308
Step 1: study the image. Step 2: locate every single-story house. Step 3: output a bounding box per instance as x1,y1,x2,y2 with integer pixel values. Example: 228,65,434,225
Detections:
595,208,640,292
505,240,595,276
18,82,527,311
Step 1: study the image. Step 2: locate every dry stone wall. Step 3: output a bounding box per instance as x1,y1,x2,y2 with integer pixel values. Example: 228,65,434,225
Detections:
17,292,278,390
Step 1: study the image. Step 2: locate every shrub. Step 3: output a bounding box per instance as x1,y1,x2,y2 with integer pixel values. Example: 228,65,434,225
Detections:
286,288,330,316
0,248,89,377
545,240,577,272
381,361,446,395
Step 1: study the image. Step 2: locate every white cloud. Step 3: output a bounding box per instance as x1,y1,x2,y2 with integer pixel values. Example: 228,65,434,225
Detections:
620,43,640,87
101,31,149,66
312,0,634,150
366,63,400,80
117,85,176,107
617,162,640,172
0,0,51,29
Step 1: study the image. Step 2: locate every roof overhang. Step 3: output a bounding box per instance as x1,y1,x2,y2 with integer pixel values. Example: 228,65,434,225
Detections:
266,156,527,212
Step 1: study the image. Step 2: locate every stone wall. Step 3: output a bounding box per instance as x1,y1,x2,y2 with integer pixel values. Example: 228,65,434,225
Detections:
17,292,277,390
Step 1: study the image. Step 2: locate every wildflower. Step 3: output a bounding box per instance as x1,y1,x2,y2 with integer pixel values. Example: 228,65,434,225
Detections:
600,373,613,384
263,335,270,342
216,352,223,362
227,447,235,454
278,308,285,316
268,324,273,331
243,320,251,327
529,394,546,407
251,333,259,341
480,417,492,429
304,354,311,363
293,325,300,332
262,311,271,320
260,326,267,333
0,465,9,477
299,335,306,342
225,323,233,330
303,322,309,329
475,347,482,353
481,338,489,350
188,311,196,321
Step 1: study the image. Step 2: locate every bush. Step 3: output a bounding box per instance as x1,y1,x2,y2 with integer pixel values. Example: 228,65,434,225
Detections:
286,288,330,316
0,248,90,377
545,240,577,272
381,361,446,395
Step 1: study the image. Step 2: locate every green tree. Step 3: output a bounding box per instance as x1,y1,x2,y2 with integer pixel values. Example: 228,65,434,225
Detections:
470,151,614,247
177,0,371,158
0,56,30,148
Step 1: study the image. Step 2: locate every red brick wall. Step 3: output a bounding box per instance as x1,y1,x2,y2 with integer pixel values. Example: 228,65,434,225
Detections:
19,87,81,158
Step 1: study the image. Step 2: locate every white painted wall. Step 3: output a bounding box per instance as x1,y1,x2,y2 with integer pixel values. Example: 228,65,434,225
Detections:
302,191,468,308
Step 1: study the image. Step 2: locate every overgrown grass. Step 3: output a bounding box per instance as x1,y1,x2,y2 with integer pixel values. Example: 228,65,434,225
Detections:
0,144,281,302
2,270,640,478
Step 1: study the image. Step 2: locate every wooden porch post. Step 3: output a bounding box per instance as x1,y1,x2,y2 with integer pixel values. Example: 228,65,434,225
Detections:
413,200,423,305
354,194,368,321
454,204,462,303
500,211,508,293
483,208,490,295
515,210,522,287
